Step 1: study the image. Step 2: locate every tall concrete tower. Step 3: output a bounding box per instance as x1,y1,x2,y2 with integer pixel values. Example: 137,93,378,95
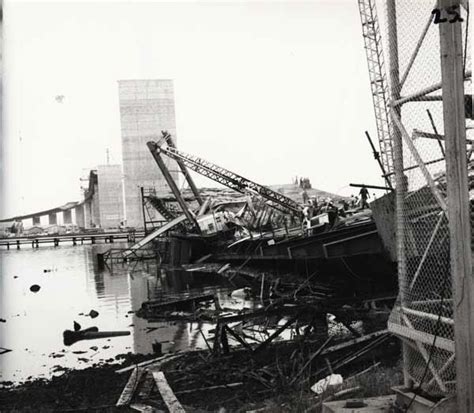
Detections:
118,79,179,228
97,164,124,228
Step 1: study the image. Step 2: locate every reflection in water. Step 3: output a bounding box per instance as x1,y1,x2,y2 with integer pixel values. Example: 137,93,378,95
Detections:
0,244,253,383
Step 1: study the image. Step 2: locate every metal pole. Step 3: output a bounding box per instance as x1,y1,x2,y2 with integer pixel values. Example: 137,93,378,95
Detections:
163,133,204,206
147,142,199,232
387,0,411,388
349,183,393,191
140,187,147,234
364,131,393,189
439,1,474,409
426,109,446,157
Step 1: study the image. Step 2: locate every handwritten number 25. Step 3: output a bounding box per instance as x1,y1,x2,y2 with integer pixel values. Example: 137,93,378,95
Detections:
432,5,464,24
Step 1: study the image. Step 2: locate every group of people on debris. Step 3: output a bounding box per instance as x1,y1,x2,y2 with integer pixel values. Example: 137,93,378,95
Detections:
301,185,373,230
301,185,372,212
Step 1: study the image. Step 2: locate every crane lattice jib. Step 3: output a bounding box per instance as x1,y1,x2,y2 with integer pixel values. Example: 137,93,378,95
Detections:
358,0,394,184
152,143,302,215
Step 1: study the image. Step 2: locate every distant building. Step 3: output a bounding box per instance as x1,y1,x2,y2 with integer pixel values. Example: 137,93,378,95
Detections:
83,170,100,228
118,79,179,228
97,164,124,228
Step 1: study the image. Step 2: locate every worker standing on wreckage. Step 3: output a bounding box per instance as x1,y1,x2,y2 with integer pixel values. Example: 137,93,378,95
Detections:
359,185,370,209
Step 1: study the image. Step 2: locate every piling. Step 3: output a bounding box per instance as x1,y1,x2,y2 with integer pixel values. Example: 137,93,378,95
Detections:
97,253,105,270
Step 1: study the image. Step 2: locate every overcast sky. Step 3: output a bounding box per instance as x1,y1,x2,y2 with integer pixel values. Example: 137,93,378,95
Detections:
1,0,383,218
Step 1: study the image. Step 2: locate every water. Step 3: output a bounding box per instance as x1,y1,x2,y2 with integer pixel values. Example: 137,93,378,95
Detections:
0,244,254,384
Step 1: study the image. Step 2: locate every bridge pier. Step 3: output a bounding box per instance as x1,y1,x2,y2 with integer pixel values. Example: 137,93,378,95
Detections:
72,237,77,246
91,237,95,244
16,240,20,249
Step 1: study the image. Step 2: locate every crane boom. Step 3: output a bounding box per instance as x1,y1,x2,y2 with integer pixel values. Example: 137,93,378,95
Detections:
358,0,394,185
148,141,302,215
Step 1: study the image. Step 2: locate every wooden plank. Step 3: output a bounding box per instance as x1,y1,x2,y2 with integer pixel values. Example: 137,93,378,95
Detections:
175,382,243,395
399,11,432,87
345,362,381,383
401,315,447,392
130,403,159,413
388,322,454,353
319,329,388,355
253,314,299,353
427,353,455,388
152,371,186,413
439,2,474,409
408,212,445,290
400,306,454,326
194,253,212,263
115,353,182,374
116,367,144,406
225,326,252,351
143,293,214,310
290,336,333,385
123,215,187,258
391,110,447,212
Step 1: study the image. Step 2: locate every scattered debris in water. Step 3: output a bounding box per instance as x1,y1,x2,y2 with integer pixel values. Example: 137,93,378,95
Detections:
63,323,131,346
88,309,99,318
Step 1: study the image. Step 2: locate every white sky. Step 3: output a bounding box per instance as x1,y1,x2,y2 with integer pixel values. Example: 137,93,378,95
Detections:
1,0,383,218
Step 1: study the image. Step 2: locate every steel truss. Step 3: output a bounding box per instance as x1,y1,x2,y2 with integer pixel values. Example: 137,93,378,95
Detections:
150,142,303,216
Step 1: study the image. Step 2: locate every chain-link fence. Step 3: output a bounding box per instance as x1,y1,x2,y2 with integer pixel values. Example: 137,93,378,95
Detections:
361,0,472,398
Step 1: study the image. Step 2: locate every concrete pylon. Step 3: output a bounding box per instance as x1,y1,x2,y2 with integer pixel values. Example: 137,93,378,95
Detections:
75,205,85,228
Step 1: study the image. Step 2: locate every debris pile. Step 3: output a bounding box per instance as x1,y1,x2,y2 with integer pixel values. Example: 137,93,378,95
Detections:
115,329,399,411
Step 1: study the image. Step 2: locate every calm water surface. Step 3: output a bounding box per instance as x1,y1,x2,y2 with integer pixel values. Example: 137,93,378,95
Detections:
0,244,254,383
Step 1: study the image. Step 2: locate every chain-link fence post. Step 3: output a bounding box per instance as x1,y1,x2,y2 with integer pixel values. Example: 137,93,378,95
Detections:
439,0,474,409
387,0,412,388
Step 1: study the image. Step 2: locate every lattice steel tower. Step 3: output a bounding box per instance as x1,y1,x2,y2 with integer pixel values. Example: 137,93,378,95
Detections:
358,0,394,185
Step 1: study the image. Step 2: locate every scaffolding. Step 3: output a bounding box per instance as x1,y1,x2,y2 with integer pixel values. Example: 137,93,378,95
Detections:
370,0,473,409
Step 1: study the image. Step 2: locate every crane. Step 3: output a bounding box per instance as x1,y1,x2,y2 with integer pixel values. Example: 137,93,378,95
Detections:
358,0,394,187
147,139,303,216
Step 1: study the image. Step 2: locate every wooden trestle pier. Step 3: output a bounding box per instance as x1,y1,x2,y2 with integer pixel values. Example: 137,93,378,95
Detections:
0,230,144,249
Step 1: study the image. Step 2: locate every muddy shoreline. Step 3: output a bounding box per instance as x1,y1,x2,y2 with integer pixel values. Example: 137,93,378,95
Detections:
0,337,402,412
0,352,168,412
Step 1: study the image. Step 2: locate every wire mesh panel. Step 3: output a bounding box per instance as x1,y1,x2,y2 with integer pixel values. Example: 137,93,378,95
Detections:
366,0,473,398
